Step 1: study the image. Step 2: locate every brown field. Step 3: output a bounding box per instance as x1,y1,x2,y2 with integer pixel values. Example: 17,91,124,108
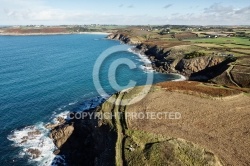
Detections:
124,84,250,165
173,32,197,39
4,27,68,34
156,81,243,97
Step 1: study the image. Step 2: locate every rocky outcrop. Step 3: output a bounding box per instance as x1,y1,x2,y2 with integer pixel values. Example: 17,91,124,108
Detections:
134,43,227,78
107,33,131,43
175,56,224,76
107,33,141,44
27,130,41,136
26,149,41,159
50,123,74,148
48,110,116,165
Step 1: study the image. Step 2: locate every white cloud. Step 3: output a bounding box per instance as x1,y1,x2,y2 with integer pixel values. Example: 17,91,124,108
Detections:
169,3,250,25
204,3,234,14
0,1,249,25
235,6,250,14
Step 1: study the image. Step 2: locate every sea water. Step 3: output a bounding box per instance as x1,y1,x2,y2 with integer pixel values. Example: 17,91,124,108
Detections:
0,34,180,165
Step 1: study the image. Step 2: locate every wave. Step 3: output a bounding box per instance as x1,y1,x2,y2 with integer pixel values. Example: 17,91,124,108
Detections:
7,96,106,165
127,47,186,81
139,65,154,73
68,101,77,106
7,123,59,166
171,73,186,81
77,96,106,111
127,47,151,64
127,47,154,73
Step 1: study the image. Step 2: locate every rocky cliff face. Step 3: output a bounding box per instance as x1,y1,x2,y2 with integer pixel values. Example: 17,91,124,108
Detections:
176,56,224,75
50,123,74,148
135,43,228,79
48,109,116,165
107,33,141,44
107,33,250,88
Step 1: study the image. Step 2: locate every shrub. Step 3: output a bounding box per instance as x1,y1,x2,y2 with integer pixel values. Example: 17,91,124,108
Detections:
184,51,206,59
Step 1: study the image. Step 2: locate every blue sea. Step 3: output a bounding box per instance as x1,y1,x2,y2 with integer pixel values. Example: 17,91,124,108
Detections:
0,34,180,165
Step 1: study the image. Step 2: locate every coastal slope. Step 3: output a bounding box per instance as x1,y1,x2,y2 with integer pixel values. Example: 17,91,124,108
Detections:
50,81,250,165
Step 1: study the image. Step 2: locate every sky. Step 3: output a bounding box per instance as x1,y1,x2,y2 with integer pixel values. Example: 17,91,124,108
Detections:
0,0,249,25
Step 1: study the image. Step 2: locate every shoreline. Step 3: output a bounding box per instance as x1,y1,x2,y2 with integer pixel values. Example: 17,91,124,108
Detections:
118,39,187,82
171,73,187,81
79,32,111,35
0,32,111,36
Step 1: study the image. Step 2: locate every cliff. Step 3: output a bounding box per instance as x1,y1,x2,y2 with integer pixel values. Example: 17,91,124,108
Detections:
107,33,250,88
49,82,250,165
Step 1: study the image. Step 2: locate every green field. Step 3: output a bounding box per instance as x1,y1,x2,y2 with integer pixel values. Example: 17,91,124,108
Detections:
186,37,250,46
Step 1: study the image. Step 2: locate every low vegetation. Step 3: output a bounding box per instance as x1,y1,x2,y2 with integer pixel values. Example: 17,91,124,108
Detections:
184,51,206,59
124,130,221,166
157,81,242,97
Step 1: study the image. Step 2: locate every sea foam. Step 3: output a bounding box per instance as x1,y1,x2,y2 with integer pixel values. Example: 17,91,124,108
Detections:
7,122,59,166
127,47,154,73
8,96,106,166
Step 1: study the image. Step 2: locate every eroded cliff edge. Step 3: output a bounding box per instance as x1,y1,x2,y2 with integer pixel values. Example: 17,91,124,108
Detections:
107,33,250,88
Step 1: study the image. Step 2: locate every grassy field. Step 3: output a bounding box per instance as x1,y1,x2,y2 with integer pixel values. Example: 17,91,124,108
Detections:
232,49,250,54
114,27,250,58
186,37,250,46
220,43,250,49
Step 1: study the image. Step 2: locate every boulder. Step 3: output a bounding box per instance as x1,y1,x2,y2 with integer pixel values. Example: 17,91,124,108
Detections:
50,124,74,148
26,148,41,159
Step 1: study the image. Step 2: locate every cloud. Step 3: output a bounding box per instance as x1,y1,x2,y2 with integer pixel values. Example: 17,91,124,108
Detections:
128,5,133,8
169,3,249,25
119,4,123,8
164,4,172,9
204,3,234,14
235,6,250,14
0,1,249,25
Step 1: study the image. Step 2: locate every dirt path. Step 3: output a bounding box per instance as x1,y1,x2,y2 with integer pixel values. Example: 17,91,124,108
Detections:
227,65,241,87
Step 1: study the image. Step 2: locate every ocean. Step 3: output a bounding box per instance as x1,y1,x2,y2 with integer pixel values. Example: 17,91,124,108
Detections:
0,34,180,165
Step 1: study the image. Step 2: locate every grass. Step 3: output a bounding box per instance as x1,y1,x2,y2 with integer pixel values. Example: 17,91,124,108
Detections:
99,83,244,165
185,37,250,46
221,44,250,49
184,51,206,59
194,43,224,48
232,49,250,54
124,130,222,166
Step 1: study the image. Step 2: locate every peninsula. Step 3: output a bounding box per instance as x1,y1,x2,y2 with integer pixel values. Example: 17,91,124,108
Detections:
41,25,250,165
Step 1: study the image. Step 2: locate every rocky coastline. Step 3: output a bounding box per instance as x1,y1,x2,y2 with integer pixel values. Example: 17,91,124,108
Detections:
107,33,250,88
